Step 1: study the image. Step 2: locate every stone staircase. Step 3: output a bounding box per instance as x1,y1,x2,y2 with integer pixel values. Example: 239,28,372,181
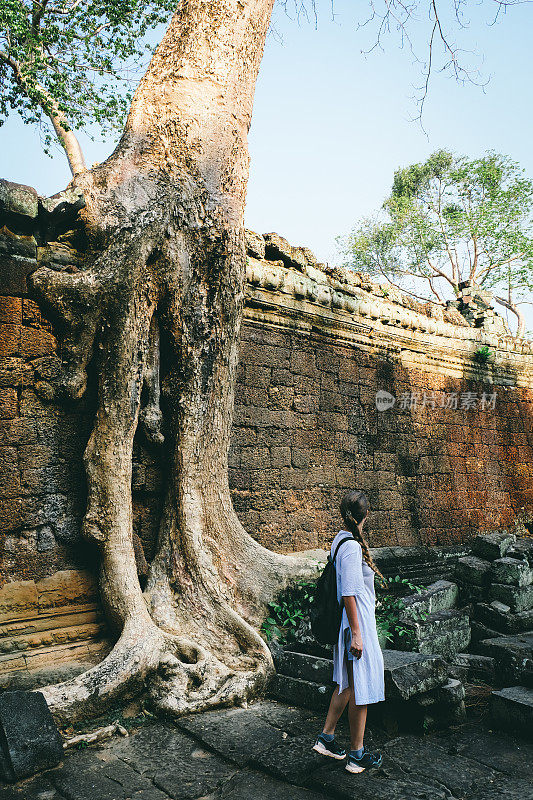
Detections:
267,642,466,733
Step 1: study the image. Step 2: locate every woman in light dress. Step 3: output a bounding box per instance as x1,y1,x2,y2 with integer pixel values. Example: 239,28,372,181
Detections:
313,489,386,774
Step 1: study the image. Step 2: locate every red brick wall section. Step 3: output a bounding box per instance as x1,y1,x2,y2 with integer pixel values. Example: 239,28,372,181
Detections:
229,323,533,552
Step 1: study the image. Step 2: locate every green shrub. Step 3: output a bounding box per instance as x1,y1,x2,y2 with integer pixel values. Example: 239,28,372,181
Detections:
261,572,425,649
375,575,426,647
261,579,316,642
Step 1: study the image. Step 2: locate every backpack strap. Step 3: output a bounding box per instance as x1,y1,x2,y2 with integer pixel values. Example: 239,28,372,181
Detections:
332,535,355,564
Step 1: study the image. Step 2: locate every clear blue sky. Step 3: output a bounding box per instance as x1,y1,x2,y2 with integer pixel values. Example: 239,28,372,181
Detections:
1,0,532,330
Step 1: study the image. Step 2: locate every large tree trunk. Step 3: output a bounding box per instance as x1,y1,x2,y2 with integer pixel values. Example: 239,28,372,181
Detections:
27,0,318,724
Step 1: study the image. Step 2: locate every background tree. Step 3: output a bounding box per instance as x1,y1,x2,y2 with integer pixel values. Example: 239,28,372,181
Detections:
341,150,533,337
0,0,528,724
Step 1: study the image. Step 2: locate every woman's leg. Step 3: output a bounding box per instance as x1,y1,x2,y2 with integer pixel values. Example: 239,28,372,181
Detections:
322,684,350,735
346,654,367,750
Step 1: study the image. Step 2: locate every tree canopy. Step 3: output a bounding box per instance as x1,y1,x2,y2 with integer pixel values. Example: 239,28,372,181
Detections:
0,0,174,173
341,150,533,337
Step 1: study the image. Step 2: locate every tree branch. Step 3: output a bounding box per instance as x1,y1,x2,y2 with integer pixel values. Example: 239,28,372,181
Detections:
0,49,86,175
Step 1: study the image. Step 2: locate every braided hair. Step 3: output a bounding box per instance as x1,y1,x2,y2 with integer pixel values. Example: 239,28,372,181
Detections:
340,489,387,588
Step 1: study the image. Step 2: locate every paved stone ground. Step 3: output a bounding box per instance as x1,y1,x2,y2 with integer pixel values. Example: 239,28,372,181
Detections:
1,699,532,800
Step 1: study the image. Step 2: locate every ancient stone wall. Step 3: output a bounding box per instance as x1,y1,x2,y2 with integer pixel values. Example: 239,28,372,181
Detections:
1,179,533,684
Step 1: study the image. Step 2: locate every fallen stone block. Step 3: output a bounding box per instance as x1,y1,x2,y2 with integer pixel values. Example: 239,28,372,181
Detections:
455,555,492,586
489,582,533,613
436,677,466,705
270,648,332,684
470,619,504,647
0,180,38,220
490,685,533,740
403,608,471,658
383,649,448,700
457,581,487,605
474,601,533,634
449,652,496,684
0,690,63,782
472,531,516,561
508,538,533,566
399,580,458,622
492,557,533,587
477,632,533,685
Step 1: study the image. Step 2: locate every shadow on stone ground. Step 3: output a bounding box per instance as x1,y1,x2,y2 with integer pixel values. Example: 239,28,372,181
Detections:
1,698,532,800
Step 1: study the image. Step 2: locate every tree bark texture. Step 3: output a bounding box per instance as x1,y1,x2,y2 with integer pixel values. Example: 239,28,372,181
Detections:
27,0,318,724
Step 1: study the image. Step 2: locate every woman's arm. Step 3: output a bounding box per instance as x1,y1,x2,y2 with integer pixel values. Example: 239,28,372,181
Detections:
344,595,363,659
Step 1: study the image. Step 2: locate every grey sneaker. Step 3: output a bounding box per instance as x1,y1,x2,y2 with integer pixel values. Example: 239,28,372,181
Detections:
312,733,346,760
345,746,383,773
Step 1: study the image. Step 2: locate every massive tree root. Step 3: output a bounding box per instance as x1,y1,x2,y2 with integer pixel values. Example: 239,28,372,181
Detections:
29,182,319,726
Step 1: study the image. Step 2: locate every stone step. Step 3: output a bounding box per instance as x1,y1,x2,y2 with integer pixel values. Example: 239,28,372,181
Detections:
267,673,331,711
490,685,533,739
399,580,459,622
270,647,332,684
374,545,469,586
401,608,470,658
477,632,533,686
474,602,533,635
271,647,450,706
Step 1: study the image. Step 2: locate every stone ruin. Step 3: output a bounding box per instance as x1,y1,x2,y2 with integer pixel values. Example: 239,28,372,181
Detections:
269,530,533,740
0,178,533,736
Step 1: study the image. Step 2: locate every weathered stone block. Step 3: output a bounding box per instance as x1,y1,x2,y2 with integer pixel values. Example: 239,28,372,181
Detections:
455,555,492,586
436,677,465,705
491,686,533,740
478,632,533,685
471,531,516,561
245,229,265,260
492,557,533,587
0,324,20,358
0,388,17,419
449,652,496,683
489,582,533,612
457,581,487,604
0,180,38,219
404,608,471,658
399,580,458,622
383,649,448,700
508,539,533,566
474,601,533,635
270,648,333,684
0,690,63,781
267,672,331,711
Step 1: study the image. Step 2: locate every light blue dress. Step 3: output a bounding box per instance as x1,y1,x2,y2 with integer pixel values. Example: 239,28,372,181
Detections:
331,530,385,705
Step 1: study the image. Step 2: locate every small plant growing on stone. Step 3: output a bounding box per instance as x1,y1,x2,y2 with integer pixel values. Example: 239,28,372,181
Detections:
375,575,425,648
261,579,316,642
473,345,492,364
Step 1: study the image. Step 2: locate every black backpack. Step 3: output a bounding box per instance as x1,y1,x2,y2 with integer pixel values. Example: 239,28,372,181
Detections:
309,535,354,645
